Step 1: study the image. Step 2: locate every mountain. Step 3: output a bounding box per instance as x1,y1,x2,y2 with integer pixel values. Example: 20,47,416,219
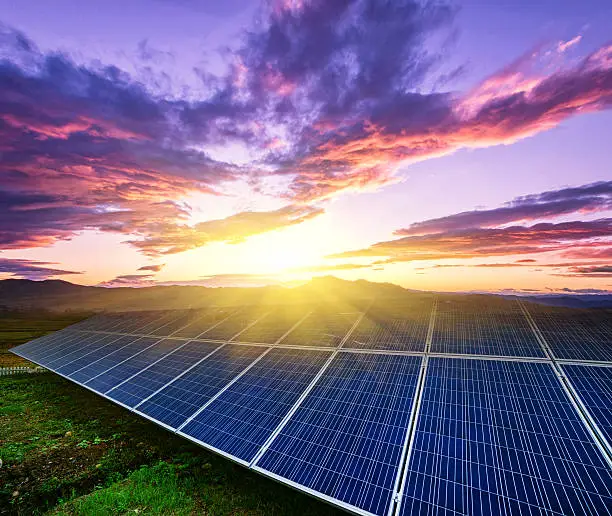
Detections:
0,277,610,313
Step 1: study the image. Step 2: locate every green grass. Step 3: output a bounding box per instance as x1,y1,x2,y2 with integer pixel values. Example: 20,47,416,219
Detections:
0,312,88,367
0,315,341,516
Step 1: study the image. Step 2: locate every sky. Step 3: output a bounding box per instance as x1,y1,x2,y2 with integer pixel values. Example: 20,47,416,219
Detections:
0,0,611,293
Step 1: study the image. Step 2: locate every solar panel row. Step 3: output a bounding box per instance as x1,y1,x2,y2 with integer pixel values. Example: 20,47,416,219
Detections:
55,302,612,362
10,300,612,516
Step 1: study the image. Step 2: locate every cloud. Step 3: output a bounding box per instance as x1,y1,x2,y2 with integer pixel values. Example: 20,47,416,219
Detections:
557,35,582,53
2,4,612,256
290,262,373,273
562,265,612,277
0,25,244,253
329,180,612,280
137,263,166,272
333,219,612,262
396,181,612,236
0,257,82,280
247,6,612,202
560,287,610,294
128,204,323,255
195,273,285,287
97,273,156,287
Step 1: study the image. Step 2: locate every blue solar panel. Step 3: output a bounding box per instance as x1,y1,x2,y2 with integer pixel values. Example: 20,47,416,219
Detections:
21,331,93,364
345,299,432,352
563,364,612,448
11,329,80,361
120,311,183,335
69,337,160,384
431,299,544,357
256,352,422,516
137,344,267,429
235,308,309,344
172,309,235,339
280,311,360,347
181,348,332,463
107,340,221,407
397,358,612,516
53,335,137,376
85,338,185,393
197,310,266,341
527,306,612,362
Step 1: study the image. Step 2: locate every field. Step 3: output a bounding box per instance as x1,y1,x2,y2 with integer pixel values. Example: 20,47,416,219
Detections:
0,314,339,515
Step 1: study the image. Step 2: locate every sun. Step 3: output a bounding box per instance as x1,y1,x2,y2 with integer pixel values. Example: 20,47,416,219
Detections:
254,248,306,274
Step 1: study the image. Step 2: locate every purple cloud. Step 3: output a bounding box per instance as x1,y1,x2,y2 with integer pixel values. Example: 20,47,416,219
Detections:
137,263,166,272
396,181,612,236
0,257,82,280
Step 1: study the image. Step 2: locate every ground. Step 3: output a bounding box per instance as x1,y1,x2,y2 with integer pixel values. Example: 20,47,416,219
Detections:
0,314,340,515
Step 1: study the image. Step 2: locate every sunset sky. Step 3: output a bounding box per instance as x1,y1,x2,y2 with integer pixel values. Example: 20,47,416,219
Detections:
0,0,610,293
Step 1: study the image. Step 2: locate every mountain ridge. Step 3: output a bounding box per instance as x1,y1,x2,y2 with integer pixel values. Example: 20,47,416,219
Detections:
0,277,610,312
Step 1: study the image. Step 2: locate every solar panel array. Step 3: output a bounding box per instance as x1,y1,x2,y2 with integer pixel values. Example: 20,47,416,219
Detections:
11,298,612,516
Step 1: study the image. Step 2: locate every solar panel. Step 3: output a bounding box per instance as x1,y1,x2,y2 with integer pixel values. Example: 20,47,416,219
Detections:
69,336,161,384
180,347,332,463
431,298,544,357
85,338,186,393
11,329,85,363
136,344,268,429
397,358,612,516
10,300,612,516
280,310,360,347
563,364,612,449
254,352,423,516
345,299,433,351
198,309,268,341
55,335,143,375
107,340,222,407
171,308,236,338
525,305,612,362
235,306,310,344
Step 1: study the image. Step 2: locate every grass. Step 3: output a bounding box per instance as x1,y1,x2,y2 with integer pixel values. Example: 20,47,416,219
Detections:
0,312,89,367
0,315,341,516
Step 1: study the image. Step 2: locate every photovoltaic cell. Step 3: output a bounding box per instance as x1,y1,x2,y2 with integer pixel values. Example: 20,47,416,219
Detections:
54,334,138,376
236,307,309,344
136,344,267,429
199,310,267,341
398,358,612,516
69,337,160,384
280,311,359,347
256,352,422,516
107,340,221,407
11,329,81,362
431,298,544,357
121,311,183,335
181,348,332,462
172,309,235,339
85,338,185,393
35,333,116,369
527,305,612,362
147,310,203,336
563,364,612,448
345,299,433,352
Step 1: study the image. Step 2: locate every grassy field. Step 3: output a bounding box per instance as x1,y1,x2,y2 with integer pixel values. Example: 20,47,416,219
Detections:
0,312,89,367
0,315,341,516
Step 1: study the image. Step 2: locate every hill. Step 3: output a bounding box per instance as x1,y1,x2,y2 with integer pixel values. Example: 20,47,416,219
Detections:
0,277,610,312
